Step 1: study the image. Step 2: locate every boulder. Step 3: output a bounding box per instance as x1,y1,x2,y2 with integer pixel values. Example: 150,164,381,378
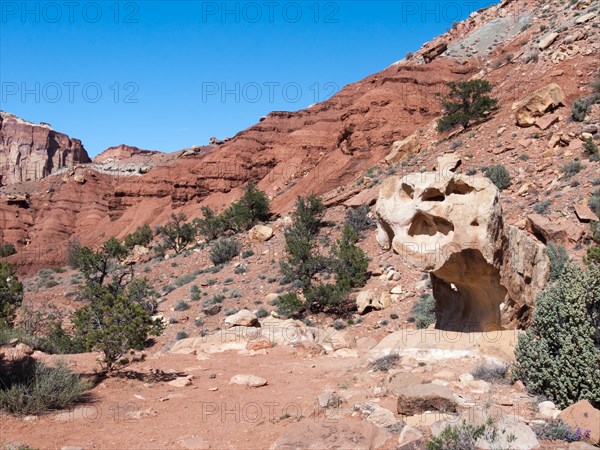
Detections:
538,400,561,419
574,204,599,223
168,376,192,388
224,309,259,328
396,384,456,415
203,304,221,316
15,343,33,355
398,426,423,449
538,32,559,50
248,225,273,243
356,290,390,314
434,153,461,174
558,400,600,444
385,135,421,165
376,172,549,330
344,186,379,207
271,419,389,449
422,41,448,63
512,83,565,127
229,374,268,388
527,214,583,244
575,12,596,24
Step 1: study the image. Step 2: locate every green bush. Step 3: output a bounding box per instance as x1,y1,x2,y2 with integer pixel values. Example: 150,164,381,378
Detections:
412,294,436,329
190,285,201,301
371,353,400,372
547,242,569,281
436,80,499,132
332,225,369,292
533,200,551,214
572,97,591,122
0,262,23,327
74,289,164,372
123,224,153,249
209,238,241,266
426,421,487,450
172,273,196,288
175,331,188,341
194,183,270,239
157,213,196,254
589,189,600,217
174,300,190,311
0,242,16,257
513,263,600,408
532,420,592,442
561,160,585,179
0,359,91,415
483,165,511,190
345,205,374,236
472,362,509,383
583,139,599,159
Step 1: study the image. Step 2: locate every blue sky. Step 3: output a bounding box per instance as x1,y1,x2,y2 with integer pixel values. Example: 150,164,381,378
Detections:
0,1,497,156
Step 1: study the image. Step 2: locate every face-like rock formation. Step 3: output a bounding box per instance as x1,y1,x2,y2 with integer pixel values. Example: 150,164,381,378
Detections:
376,170,549,331
0,112,91,186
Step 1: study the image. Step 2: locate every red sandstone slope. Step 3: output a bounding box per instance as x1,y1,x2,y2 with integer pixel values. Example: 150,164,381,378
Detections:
93,144,163,163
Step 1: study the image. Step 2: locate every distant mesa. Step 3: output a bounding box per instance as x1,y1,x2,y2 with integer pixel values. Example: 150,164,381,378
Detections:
93,144,163,163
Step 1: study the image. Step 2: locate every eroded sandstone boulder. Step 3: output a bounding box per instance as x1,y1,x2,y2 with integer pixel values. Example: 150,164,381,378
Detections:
512,83,565,127
385,135,421,165
376,169,549,330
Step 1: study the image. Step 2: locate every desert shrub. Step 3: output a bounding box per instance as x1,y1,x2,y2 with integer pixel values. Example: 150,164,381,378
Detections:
234,264,247,274
223,182,271,232
519,154,530,161
426,421,488,450
241,249,254,259
174,300,190,311
513,263,600,408
345,205,374,236
587,246,600,266
173,273,196,288
332,319,346,330
255,307,269,318
472,362,509,383
157,213,196,254
533,200,551,214
589,189,600,217
224,308,239,316
547,242,569,281
190,285,201,301
412,294,436,329
175,331,188,341
466,168,477,176
572,97,591,122
0,262,23,327
483,165,511,190
436,80,499,132
532,420,591,442
230,289,241,298
74,287,164,372
583,138,599,159
192,206,227,241
0,242,16,258
0,359,91,415
371,353,400,372
331,225,369,292
560,160,585,178
123,224,153,249
206,278,217,286
209,238,241,266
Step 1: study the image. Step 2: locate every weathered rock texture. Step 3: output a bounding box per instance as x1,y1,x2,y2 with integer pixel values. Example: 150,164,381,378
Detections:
0,112,91,185
376,170,549,330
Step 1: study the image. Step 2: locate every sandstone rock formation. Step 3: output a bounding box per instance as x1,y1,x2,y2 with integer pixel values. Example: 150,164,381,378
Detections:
385,134,421,165
0,112,90,185
375,169,549,330
511,83,565,127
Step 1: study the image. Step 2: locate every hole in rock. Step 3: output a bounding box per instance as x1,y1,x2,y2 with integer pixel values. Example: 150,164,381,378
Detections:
408,211,455,237
470,219,479,226
421,188,445,202
445,178,475,196
401,183,414,199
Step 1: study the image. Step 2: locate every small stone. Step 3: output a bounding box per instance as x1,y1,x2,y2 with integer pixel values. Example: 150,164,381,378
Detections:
169,376,192,388
538,400,561,419
398,425,423,448
208,387,218,391
229,374,268,388
15,343,33,355
459,373,474,383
